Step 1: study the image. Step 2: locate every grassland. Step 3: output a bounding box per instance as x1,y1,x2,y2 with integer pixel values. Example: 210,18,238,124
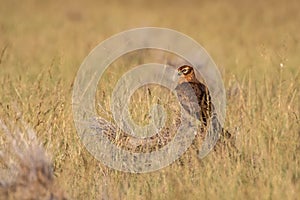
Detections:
0,0,299,199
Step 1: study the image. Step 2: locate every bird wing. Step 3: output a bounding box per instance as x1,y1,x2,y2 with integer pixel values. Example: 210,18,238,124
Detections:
175,82,212,125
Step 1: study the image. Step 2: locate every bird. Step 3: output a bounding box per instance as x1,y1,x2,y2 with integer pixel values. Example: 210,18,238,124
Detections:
175,65,213,127
175,65,232,141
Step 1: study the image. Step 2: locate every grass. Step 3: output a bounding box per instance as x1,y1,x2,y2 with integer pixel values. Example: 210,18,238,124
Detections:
0,0,299,199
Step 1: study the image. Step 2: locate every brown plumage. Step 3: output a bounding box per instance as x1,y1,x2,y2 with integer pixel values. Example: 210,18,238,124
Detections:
175,65,233,147
175,65,212,126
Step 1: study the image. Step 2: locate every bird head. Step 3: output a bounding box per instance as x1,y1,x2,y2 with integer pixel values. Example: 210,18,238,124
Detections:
177,65,197,83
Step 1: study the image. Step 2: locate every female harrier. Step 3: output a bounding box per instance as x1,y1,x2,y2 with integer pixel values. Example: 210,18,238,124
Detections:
175,65,212,126
175,65,232,141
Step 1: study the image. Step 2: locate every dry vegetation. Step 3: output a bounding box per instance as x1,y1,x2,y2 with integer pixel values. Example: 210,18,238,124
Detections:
0,0,299,199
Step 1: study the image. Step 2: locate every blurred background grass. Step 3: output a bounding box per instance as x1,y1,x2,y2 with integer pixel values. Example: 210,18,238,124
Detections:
0,0,299,199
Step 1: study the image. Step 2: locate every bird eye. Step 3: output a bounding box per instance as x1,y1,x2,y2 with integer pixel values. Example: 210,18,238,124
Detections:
182,68,189,74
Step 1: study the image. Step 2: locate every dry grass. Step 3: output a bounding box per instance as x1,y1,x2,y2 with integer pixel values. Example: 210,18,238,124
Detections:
0,119,67,199
0,0,299,199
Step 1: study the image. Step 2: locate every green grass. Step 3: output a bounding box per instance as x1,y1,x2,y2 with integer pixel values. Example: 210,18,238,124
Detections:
0,0,299,199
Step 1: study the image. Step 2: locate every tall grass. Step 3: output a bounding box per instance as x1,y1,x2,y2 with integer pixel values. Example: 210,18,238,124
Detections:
0,0,299,199
0,118,66,199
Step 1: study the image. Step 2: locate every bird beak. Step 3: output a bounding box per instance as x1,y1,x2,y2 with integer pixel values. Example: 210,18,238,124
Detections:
177,71,182,76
